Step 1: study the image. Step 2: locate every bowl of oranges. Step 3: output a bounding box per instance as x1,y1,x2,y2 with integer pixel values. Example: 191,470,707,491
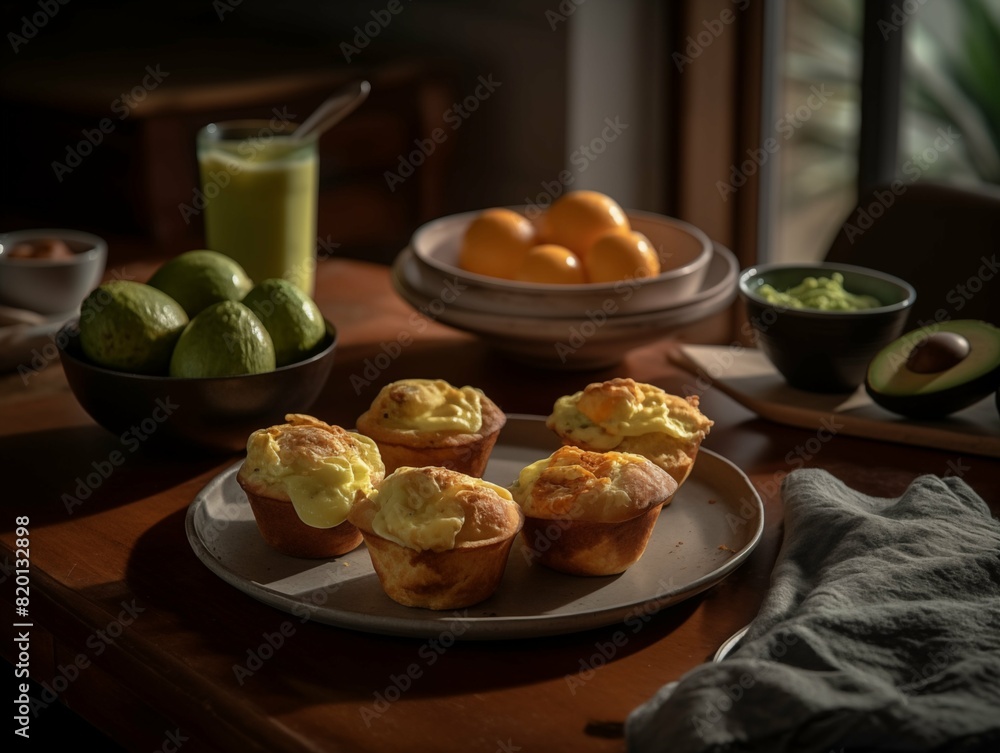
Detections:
407,191,713,316
392,190,738,368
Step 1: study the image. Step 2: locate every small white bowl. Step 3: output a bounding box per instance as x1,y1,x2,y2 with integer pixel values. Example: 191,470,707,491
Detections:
393,242,738,370
0,229,107,315
409,208,713,317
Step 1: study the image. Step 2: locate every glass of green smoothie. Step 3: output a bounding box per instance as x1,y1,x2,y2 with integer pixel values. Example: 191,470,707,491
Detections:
197,119,319,295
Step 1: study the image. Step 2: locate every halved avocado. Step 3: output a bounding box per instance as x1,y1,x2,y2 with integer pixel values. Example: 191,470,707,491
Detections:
866,320,1000,418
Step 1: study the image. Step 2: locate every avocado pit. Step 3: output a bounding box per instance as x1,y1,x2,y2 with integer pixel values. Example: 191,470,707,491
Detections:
905,332,971,374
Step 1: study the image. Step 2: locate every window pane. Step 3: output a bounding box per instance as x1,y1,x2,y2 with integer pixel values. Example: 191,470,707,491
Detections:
901,0,1000,186
772,0,1000,264
773,0,861,264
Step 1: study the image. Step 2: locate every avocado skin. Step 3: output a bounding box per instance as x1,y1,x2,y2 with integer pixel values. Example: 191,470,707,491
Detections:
865,320,1000,418
866,368,1000,418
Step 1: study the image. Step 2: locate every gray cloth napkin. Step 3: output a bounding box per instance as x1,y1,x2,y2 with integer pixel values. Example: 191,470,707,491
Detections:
627,468,1000,752
0,304,73,373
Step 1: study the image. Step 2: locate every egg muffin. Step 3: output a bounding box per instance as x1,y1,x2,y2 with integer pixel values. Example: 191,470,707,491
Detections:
355,378,506,477
545,378,713,487
510,446,677,576
237,414,384,558
348,466,523,610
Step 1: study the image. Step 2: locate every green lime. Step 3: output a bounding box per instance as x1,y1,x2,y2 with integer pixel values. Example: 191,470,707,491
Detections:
79,280,188,374
147,250,253,317
169,301,275,378
241,278,326,367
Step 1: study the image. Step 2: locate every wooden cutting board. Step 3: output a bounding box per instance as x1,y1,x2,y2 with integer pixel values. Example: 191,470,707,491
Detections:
673,345,1000,458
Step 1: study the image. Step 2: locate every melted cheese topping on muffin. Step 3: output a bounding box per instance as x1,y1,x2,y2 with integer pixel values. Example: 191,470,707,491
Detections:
242,414,383,528
368,379,484,433
510,446,656,521
547,378,712,450
370,466,514,552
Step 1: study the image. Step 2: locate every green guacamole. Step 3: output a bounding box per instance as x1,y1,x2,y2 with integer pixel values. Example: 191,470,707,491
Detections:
757,272,880,311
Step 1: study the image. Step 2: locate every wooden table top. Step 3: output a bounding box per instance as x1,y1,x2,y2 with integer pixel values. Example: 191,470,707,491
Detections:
2,257,998,752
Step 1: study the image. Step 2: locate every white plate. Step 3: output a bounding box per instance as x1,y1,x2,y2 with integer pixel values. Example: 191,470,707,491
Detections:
713,625,750,661
392,243,737,370
185,416,764,640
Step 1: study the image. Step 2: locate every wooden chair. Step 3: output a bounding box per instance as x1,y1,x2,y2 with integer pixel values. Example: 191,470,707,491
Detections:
824,181,1000,328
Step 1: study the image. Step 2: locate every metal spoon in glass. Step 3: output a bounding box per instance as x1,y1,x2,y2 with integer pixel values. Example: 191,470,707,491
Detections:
294,79,371,139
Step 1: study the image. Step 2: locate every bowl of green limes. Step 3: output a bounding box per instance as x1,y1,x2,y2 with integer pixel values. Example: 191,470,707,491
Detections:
57,251,338,453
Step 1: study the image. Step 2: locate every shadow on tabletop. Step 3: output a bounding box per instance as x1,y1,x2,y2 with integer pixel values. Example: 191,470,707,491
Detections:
2,657,127,752
124,503,705,719
0,424,232,527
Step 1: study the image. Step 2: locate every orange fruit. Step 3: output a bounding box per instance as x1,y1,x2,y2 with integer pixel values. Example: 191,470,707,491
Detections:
584,230,661,283
535,191,629,257
457,208,535,279
516,245,587,284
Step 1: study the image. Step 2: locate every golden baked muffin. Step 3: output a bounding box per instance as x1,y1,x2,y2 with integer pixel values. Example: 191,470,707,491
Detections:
546,378,712,486
237,414,384,558
510,446,677,576
355,378,506,477
348,466,524,610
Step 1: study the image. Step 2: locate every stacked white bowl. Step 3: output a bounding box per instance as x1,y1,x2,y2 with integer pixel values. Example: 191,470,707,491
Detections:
391,207,738,369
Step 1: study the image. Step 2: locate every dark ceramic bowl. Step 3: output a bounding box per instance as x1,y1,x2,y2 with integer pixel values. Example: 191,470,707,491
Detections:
57,319,338,453
739,262,916,393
